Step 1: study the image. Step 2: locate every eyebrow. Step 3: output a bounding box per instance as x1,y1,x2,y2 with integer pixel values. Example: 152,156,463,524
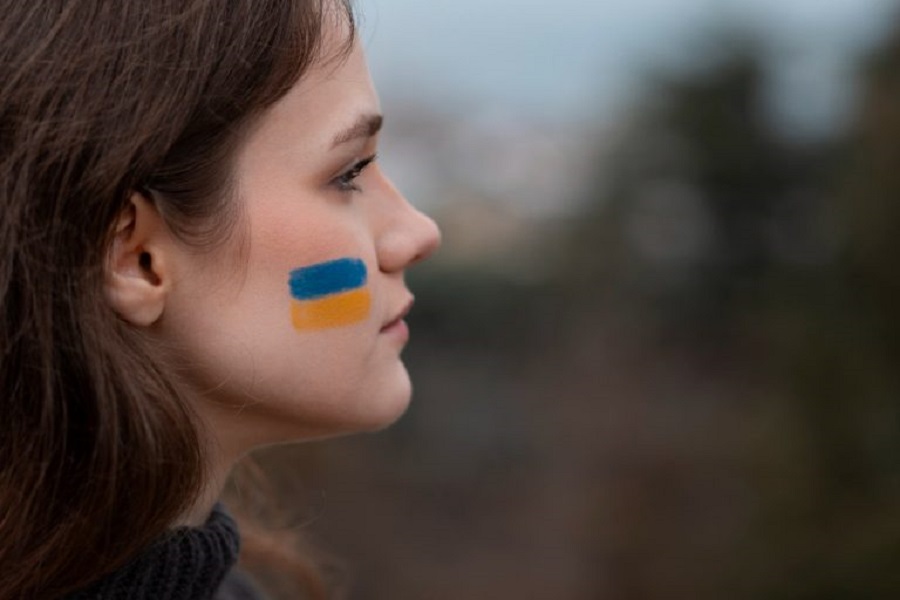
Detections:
331,114,384,148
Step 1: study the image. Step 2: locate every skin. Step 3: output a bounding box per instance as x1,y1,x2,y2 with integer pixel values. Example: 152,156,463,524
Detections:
106,35,441,525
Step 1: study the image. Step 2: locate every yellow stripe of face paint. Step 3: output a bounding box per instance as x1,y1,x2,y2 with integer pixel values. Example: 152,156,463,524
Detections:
290,288,371,331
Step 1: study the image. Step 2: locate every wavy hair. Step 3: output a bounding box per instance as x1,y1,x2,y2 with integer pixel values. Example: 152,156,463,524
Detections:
0,1,354,598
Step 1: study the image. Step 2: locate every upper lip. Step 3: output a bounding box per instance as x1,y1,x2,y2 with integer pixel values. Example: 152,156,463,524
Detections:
381,296,414,331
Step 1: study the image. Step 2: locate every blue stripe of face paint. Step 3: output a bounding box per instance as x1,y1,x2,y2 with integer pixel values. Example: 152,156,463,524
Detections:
289,257,368,301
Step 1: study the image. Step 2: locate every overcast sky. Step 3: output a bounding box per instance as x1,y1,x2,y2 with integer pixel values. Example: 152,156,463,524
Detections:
361,0,900,135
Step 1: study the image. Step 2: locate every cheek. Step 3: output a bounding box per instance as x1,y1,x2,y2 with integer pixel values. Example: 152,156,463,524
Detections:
249,207,379,334
288,257,372,332
163,250,403,440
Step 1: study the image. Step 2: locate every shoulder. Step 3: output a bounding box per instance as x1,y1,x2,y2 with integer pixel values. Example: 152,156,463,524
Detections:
215,568,268,600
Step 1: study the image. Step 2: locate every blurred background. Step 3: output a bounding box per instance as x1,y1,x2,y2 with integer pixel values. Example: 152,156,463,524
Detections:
256,1,900,597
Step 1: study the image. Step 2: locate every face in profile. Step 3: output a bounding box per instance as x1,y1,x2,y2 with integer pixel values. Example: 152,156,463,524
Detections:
156,38,441,450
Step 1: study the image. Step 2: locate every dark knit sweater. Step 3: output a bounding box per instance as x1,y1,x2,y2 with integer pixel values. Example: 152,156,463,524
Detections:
66,504,264,600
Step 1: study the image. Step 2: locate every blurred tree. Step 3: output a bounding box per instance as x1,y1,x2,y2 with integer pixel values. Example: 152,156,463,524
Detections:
564,26,900,599
568,37,830,346
748,22,900,598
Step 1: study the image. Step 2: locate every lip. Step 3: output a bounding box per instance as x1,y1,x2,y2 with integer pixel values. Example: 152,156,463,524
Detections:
380,296,415,334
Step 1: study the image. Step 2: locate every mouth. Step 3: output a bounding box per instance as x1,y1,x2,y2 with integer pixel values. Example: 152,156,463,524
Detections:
380,297,414,333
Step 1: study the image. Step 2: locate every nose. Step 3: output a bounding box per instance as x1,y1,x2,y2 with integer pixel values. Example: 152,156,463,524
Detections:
376,181,441,274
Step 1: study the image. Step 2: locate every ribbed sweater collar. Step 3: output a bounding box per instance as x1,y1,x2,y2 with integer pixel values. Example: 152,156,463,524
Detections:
66,503,240,600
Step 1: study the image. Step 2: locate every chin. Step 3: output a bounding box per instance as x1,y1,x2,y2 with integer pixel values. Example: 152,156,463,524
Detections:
357,373,413,433
292,394,411,443
283,371,413,441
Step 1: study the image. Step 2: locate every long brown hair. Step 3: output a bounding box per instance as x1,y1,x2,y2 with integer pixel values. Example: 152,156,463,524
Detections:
0,2,354,598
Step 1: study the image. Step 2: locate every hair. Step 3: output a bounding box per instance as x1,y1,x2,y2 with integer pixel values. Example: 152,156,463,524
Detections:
0,1,354,598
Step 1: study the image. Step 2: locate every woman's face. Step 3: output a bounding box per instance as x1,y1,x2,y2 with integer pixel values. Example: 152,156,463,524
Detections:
158,39,440,449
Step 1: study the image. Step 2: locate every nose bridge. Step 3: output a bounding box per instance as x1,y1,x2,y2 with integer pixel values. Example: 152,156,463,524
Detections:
375,178,441,272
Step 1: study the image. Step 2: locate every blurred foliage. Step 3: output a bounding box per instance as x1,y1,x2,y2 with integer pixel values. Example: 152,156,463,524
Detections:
560,28,900,598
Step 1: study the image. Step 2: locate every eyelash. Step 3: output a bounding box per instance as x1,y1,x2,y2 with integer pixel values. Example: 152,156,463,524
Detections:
333,154,378,193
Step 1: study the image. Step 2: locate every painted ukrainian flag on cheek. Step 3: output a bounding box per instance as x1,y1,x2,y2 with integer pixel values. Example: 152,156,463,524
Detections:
289,258,371,331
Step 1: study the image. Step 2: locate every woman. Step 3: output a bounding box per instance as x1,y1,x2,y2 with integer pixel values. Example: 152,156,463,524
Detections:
0,1,440,598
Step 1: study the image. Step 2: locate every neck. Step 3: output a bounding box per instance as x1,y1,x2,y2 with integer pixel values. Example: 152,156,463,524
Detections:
174,424,246,528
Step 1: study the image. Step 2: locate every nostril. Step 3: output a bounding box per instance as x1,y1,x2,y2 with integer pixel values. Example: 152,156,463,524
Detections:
376,207,442,272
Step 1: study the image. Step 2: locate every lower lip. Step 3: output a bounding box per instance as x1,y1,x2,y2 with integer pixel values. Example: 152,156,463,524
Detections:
380,318,409,342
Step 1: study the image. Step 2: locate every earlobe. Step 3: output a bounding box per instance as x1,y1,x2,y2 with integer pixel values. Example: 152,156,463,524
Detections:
104,192,173,327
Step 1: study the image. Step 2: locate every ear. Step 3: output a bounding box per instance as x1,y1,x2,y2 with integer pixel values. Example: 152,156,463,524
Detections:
104,191,175,327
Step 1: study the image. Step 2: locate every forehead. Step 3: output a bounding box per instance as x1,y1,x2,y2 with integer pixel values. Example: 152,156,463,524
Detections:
245,40,380,156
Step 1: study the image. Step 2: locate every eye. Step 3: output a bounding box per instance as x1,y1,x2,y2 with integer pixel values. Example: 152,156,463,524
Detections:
332,154,378,193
